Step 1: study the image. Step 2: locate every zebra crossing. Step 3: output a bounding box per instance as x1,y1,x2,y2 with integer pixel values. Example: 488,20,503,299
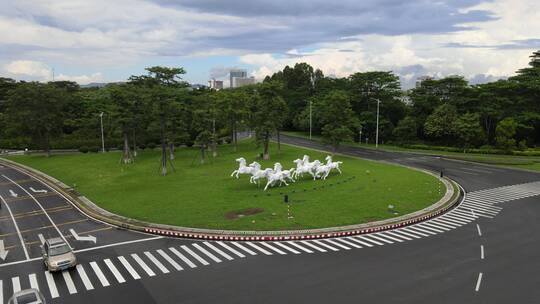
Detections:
1,181,539,302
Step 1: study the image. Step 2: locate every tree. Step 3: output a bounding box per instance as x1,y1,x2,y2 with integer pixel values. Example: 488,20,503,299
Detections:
316,90,358,152
495,117,517,152
251,82,287,160
392,116,417,142
109,84,138,164
424,103,458,142
5,82,66,156
192,96,214,164
455,113,485,149
215,89,248,152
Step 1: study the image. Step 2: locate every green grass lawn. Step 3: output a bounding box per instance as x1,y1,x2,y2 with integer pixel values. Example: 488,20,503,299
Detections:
5,139,444,231
283,131,540,172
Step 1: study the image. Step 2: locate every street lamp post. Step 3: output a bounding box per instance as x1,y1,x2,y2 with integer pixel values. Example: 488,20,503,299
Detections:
99,112,105,153
309,100,312,140
375,99,381,148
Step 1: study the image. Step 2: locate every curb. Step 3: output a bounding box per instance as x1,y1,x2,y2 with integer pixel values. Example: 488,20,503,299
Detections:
0,157,462,242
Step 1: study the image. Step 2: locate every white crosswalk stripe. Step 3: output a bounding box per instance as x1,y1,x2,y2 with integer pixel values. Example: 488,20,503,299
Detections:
333,238,362,248
392,229,420,239
131,254,156,277
385,230,414,240
431,219,461,228
181,245,210,265
118,256,141,279
204,242,234,260
273,242,301,254
217,242,245,258
76,264,95,290
324,239,351,250
421,222,450,231
402,227,430,237
29,273,39,291
287,241,314,253
438,216,467,226
44,271,59,298
157,249,183,271
405,226,435,236
246,242,273,255
170,247,198,268
192,243,222,263
364,234,393,244
104,259,126,283
313,240,339,251
231,242,257,256
378,232,406,242
90,261,111,287
12,277,20,294
62,270,77,294
145,251,170,273
261,242,287,255
348,236,374,247
356,235,384,246
300,240,327,252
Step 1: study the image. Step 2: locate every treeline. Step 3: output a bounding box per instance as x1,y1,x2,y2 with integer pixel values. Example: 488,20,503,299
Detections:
0,51,539,169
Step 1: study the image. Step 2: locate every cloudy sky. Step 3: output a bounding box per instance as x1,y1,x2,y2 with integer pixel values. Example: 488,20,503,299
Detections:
1,0,539,88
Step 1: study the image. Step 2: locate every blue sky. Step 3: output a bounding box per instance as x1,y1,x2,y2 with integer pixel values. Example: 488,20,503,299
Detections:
0,0,538,88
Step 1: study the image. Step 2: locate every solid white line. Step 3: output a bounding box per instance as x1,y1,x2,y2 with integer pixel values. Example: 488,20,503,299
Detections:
44,271,59,298
475,272,483,292
480,245,484,259
286,241,313,253
204,242,234,260
181,245,210,265
348,236,375,247
324,239,351,249
62,270,78,294
299,241,327,252
90,261,111,286
273,242,301,254
104,258,126,283
29,273,39,291
0,280,3,304
246,242,273,255
144,251,170,274
231,242,257,256
312,240,339,251
76,264,95,290
2,175,72,248
192,243,222,262
261,242,287,255
216,242,245,258
12,276,21,293
74,236,163,254
0,194,30,260
477,224,482,236
157,249,183,271
333,238,362,248
356,235,384,246
118,256,141,279
131,253,156,276
169,247,197,268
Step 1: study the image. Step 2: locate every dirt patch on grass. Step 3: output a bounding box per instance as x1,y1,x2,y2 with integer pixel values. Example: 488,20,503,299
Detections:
225,208,264,220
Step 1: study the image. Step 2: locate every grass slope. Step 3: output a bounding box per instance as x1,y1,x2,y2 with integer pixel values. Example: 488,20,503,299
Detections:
6,140,443,231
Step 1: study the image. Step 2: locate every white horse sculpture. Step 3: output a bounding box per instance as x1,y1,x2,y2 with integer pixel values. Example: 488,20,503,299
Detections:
292,159,310,179
325,155,343,175
230,157,255,178
251,168,273,185
301,155,321,179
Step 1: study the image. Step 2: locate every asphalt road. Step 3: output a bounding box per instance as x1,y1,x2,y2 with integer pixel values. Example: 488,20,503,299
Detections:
1,135,540,304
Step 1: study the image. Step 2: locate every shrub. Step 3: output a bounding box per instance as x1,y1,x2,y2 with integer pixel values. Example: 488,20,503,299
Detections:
89,146,100,153
138,143,146,150
147,142,156,149
79,146,89,153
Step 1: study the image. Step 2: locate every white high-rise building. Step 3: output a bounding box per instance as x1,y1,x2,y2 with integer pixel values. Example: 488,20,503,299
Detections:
229,69,247,88
208,78,224,90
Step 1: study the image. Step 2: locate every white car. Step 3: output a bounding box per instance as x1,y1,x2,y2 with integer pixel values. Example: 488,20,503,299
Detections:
8,288,46,304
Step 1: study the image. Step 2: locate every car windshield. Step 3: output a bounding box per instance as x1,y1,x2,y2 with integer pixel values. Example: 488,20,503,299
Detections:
48,244,70,256
16,293,39,304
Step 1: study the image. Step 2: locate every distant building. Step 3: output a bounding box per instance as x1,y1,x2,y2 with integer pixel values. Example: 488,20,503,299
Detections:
415,75,434,88
208,79,224,90
232,76,255,88
229,69,247,88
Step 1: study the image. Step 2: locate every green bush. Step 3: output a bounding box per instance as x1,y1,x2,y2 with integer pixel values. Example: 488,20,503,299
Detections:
147,142,156,149
138,143,146,150
79,146,89,153
89,146,100,153
513,150,540,156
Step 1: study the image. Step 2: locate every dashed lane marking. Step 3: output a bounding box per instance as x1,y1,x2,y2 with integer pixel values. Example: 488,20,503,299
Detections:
477,224,482,237
480,245,484,260
475,272,483,292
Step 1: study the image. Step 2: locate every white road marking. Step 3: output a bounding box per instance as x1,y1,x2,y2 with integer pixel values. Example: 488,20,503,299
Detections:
29,273,39,291
231,242,257,256
382,231,410,241
462,204,500,214
287,241,313,253
12,276,20,293
447,211,477,221
460,167,493,174
441,215,469,225
396,228,424,239
475,272,483,292
477,224,482,237
0,280,3,304
44,271,59,298
181,245,210,265
348,236,375,247
324,239,351,250
0,195,29,260
169,247,197,268
90,261,111,286
273,242,301,254
405,226,435,236
144,251,170,274
204,242,234,260
70,229,97,244
420,222,450,232
387,230,417,240
2,175,72,248
216,242,245,258
261,242,287,255
62,270,78,294
299,241,327,252
74,236,163,254
333,238,362,248
118,256,141,279
8,190,17,198
104,258,126,283
38,234,46,246
157,249,183,271
364,234,393,244
76,264,95,290
430,219,461,228
246,242,273,255
131,253,156,276
29,187,47,193
192,243,222,262
480,245,484,260
356,236,384,246
312,240,339,251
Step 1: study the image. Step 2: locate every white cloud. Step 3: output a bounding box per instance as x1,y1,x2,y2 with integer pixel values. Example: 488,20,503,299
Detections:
3,60,104,84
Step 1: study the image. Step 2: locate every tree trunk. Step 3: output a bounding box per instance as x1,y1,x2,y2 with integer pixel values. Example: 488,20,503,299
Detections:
160,114,167,176
121,131,133,164
132,129,137,157
263,132,270,160
200,144,206,164
232,121,237,152
169,142,175,160
212,119,217,157
45,132,51,157
277,130,281,152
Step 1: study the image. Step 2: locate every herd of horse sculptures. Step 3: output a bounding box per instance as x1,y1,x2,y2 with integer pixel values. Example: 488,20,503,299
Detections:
231,155,343,191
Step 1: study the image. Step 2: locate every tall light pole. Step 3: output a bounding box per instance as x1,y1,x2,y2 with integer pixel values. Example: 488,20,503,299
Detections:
309,100,312,140
99,112,105,153
375,99,381,148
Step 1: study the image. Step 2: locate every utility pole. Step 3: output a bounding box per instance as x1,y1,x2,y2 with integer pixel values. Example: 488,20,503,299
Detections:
100,112,105,153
